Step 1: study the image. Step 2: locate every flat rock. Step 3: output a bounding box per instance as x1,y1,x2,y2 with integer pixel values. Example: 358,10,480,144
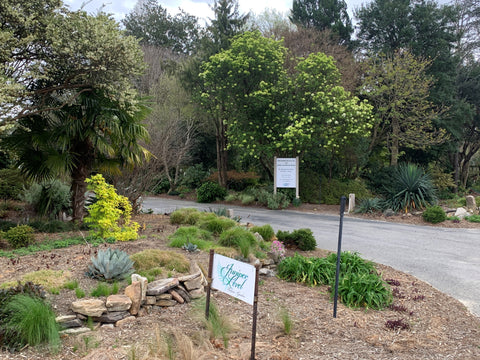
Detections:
189,288,205,299
174,285,191,303
93,311,130,324
169,289,184,304
106,294,132,312
60,327,92,335
115,316,136,327
146,278,179,296
71,299,107,317
155,299,177,307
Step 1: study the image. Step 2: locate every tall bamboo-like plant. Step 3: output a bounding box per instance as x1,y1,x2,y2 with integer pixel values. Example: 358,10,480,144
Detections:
382,163,437,213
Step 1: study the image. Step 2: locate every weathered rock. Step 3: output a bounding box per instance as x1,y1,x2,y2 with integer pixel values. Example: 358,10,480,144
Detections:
131,274,148,302
259,268,276,277
174,285,191,303
60,327,92,335
125,281,142,315
169,289,184,304
178,272,201,282
455,207,468,219
189,288,205,299
58,318,83,329
155,299,177,307
383,209,395,217
93,311,130,324
115,316,136,327
253,232,264,242
56,315,76,323
261,258,275,266
101,324,115,329
183,274,203,291
71,299,107,317
156,293,172,300
106,295,132,312
146,278,179,296
145,296,157,305
466,195,476,211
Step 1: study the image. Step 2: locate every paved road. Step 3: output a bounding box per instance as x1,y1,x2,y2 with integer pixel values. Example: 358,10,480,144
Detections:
142,197,480,318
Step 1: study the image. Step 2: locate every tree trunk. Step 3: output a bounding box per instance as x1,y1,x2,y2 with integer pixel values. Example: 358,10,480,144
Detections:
215,119,228,188
71,162,89,223
390,120,400,166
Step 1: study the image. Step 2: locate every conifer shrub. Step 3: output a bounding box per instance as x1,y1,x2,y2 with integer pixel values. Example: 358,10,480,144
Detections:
422,206,446,224
2,225,35,249
196,182,227,203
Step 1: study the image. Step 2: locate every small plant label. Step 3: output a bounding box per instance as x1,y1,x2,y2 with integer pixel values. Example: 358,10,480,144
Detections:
212,254,256,305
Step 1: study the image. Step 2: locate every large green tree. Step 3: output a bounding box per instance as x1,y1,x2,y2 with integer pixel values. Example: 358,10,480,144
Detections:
359,51,446,166
1,4,150,221
290,0,353,44
0,2,145,126
122,0,200,55
200,31,373,177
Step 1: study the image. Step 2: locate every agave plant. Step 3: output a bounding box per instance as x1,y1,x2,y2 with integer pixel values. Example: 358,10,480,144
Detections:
382,163,437,213
86,248,134,282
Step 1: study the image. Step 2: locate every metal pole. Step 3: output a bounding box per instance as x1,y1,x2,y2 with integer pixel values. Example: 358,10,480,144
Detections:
333,196,346,318
250,264,260,360
205,249,214,319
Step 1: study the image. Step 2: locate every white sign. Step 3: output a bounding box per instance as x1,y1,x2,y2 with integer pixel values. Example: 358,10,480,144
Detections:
211,254,256,305
276,158,297,188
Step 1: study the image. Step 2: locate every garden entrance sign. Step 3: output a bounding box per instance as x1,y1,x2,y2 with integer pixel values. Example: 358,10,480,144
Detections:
274,157,299,198
205,250,260,360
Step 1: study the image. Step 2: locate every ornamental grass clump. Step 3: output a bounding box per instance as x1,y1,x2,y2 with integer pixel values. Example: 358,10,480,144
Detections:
84,174,139,241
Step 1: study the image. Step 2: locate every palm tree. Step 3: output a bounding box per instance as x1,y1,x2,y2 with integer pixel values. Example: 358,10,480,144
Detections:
4,90,150,222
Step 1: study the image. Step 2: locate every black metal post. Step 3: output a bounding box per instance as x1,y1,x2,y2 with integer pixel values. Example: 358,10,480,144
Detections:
250,265,260,360
333,196,346,318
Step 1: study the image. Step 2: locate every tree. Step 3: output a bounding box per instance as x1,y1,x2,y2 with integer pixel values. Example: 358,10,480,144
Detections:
245,8,297,39
359,51,446,166
122,0,201,55
200,31,373,178
290,0,353,45
0,3,145,126
3,91,150,222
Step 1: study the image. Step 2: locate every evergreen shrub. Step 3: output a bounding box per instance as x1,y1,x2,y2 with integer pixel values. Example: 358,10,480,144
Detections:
422,206,446,224
196,182,227,203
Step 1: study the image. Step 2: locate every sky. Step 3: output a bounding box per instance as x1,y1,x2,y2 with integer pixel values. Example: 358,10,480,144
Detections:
64,0,370,25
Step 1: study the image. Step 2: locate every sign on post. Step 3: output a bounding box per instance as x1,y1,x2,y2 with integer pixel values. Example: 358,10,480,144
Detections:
211,254,256,305
274,157,299,198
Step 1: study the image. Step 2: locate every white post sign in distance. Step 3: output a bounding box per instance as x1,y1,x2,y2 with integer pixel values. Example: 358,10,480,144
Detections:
274,157,299,198
211,254,256,305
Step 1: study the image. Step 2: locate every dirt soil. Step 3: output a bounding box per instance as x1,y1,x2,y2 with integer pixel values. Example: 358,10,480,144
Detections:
0,204,479,360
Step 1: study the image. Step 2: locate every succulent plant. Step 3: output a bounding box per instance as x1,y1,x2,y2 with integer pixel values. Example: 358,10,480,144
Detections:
86,248,134,282
182,242,198,252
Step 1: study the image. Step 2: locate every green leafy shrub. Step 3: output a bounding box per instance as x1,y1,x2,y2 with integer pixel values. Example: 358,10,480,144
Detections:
3,225,35,249
422,206,447,224
86,248,134,282
28,219,73,233
198,216,237,235
239,193,255,205
251,188,290,209
207,170,260,191
336,272,392,309
0,168,26,200
277,252,392,309
168,226,213,249
321,178,372,205
169,208,202,225
84,174,139,241
1,294,60,352
299,169,321,204
0,220,17,232
276,228,316,251
219,227,257,248
382,163,437,213
250,224,275,241
196,182,227,203
180,164,209,188
466,214,480,223
23,180,71,219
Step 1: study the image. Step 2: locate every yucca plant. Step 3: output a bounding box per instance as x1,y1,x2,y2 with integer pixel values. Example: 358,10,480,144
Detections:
86,248,134,282
382,163,437,213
